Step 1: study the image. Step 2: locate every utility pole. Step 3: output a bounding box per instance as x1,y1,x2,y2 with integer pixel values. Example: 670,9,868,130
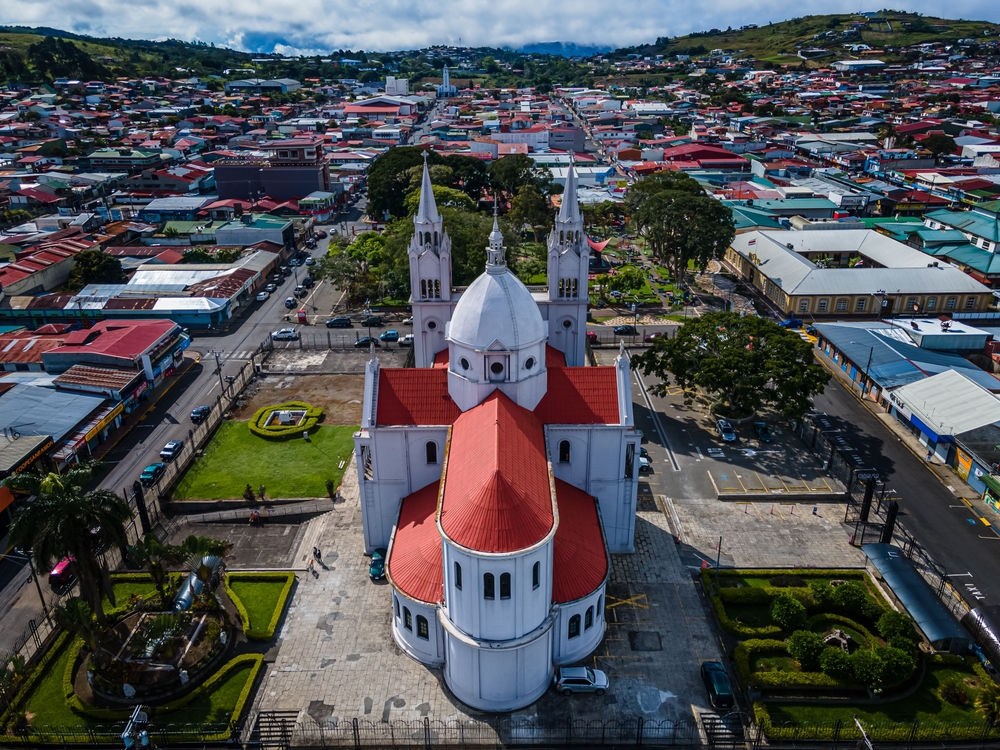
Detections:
209,350,226,393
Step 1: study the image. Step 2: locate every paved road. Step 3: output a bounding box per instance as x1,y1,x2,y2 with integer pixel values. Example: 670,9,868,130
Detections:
813,378,1000,607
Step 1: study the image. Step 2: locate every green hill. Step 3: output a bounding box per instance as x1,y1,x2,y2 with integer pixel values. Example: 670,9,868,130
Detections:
624,13,998,68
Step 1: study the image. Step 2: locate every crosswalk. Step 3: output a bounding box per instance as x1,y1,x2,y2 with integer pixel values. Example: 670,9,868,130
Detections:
227,350,254,361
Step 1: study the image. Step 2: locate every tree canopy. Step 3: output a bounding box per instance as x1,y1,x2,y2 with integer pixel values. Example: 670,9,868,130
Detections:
922,133,957,158
366,147,489,220
631,312,830,419
67,249,127,291
487,154,553,198
403,184,476,215
508,184,553,243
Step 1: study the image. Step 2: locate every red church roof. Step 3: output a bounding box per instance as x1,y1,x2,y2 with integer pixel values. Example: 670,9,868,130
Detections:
551,479,609,603
387,481,443,604
439,391,554,553
534,366,620,425
375,369,460,425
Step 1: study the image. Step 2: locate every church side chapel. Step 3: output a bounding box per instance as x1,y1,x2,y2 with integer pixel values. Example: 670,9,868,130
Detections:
353,155,641,711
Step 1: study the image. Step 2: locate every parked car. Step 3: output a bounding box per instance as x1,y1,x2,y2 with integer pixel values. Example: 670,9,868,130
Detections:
271,328,300,341
284,297,296,309
701,662,735,709
302,276,314,288
355,336,380,348
644,331,663,343
380,330,399,342
614,325,637,336
638,455,653,473
369,548,387,580
264,283,277,293
586,331,598,344
716,418,737,443
48,557,76,588
315,230,327,239
190,405,211,424
293,285,307,298
255,291,270,302
400,334,414,347
289,257,303,267
159,440,184,462
553,667,609,696
609,290,623,299
273,275,286,285
639,446,649,459
305,257,316,266
402,317,413,325
753,421,773,443
361,315,383,327
778,318,803,329
140,463,165,487
326,316,352,328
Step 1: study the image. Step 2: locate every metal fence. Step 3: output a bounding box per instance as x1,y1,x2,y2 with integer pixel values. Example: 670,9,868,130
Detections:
247,715,707,749
761,716,1000,744
797,412,971,621
0,720,238,746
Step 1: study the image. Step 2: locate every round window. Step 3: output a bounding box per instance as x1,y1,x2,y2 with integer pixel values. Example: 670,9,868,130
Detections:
490,362,504,375
427,321,437,330
524,357,535,370
562,319,572,329
460,358,470,370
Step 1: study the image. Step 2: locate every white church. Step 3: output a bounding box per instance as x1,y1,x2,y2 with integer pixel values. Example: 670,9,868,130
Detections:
353,157,641,712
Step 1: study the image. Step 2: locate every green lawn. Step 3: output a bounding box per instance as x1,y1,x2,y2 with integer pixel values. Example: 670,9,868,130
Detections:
753,654,800,673
23,637,84,728
228,578,287,633
174,422,357,500
726,604,773,627
766,663,983,726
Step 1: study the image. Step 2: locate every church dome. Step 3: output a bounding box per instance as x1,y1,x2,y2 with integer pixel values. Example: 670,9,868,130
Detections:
448,268,545,351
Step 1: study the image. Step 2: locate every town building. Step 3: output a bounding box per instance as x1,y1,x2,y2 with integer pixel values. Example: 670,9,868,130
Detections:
353,159,639,711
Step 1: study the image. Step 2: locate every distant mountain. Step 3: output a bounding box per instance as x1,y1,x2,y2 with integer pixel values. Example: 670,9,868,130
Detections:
516,42,612,58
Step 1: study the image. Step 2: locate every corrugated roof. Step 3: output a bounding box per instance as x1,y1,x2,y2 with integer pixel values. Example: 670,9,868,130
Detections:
439,391,554,554
53,364,142,392
552,479,608,603
890,370,1000,437
376,369,460,426
535,365,620,425
387,481,443,604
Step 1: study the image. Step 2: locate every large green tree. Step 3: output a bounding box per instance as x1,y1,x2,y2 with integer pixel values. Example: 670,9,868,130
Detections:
487,154,553,198
403,185,476,214
67,249,127,291
509,184,553,243
5,465,133,625
628,173,735,280
366,147,490,220
921,133,957,159
632,312,830,419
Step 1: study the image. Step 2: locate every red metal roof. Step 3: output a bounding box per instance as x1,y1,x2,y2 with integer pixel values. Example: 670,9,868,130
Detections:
534,366,620,425
387,481,443,604
432,349,449,369
47,320,177,361
439,391,554,553
551,479,608,603
375,369,460,425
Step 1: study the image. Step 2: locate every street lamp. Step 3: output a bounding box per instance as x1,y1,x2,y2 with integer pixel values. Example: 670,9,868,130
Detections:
873,289,887,321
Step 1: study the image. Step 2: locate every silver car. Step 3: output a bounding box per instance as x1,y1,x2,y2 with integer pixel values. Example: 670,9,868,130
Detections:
553,666,609,696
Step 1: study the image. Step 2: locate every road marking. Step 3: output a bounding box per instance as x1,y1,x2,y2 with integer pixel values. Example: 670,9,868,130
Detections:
633,363,680,471
981,517,992,527
695,446,703,461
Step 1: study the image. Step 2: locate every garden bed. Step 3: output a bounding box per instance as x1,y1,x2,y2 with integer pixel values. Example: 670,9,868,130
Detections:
225,572,295,640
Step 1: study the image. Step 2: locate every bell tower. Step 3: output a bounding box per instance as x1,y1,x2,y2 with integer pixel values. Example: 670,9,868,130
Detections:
546,161,589,366
409,152,453,368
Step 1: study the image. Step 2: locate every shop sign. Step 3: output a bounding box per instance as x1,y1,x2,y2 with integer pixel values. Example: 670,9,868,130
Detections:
84,402,125,443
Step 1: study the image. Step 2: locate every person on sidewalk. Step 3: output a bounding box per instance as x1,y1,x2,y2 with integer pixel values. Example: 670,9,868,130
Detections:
307,558,315,577
312,546,322,562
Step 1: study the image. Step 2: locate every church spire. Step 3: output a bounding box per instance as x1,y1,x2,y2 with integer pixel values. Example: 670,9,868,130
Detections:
557,156,581,225
486,197,506,272
415,151,440,225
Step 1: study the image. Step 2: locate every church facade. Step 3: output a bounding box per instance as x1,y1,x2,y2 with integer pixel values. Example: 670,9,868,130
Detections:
353,158,640,712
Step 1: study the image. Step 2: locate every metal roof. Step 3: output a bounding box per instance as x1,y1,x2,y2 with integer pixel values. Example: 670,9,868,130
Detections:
862,543,970,649
891,370,1000,438
0,383,107,442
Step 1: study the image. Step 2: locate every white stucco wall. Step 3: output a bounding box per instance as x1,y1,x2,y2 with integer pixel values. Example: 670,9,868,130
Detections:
392,593,445,666
553,587,606,665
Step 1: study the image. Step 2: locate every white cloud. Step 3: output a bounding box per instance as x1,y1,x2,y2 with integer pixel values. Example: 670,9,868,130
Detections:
3,0,999,52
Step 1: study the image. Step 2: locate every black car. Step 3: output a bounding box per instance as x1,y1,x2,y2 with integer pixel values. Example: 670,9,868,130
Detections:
614,325,637,336
701,662,735,709
326,316,353,328
355,336,381,348
361,315,383,327
302,276,314,288
190,405,211,424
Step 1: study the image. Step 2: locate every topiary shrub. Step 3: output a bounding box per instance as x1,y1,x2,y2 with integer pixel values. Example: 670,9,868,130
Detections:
939,677,970,706
771,594,807,631
849,649,880,685
788,630,826,670
809,580,835,607
820,647,853,680
832,581,866,612
249,402,324,439
878,646,915,686
878,611,918,643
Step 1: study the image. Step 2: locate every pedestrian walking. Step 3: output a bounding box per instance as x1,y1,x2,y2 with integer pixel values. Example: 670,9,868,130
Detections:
312,546,322,561
307,558,315,576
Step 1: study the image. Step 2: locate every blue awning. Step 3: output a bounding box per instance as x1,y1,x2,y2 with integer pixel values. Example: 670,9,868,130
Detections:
863,543,970,649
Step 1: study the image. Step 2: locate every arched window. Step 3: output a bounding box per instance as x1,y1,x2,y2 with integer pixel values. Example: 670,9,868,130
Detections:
568,614,581,639
394,596,400,618
426,441,437,464
500,572,511,600
416,615,429,640
454,562,462,590
585,606,594,630
484,573,495,600
403,607,412,631
433,231,438,246
598,595,602,615
532,561,540,590
559,440,571,463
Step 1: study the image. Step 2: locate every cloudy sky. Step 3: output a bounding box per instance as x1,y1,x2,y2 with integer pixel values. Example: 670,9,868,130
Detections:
3,0,999,53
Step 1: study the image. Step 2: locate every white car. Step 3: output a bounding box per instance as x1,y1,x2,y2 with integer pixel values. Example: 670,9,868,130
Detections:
402,317,413,325
256,291,270,301
271,328,300,341
399,334,414,347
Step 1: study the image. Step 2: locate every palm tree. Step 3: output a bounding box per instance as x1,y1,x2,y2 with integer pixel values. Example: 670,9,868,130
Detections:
976,680,1000,727
5,465,133,625
53,598,102,653
127,534,180,607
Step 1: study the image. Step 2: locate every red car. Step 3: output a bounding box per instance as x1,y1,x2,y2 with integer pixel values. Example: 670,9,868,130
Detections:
586,331,598,344
48,557,76,588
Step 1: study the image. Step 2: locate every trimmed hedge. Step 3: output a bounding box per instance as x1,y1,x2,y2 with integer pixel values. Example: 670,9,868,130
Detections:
249,402,324,439
734,639,787,682
708,593,781,638
806,613,879,645
225,572,295,640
